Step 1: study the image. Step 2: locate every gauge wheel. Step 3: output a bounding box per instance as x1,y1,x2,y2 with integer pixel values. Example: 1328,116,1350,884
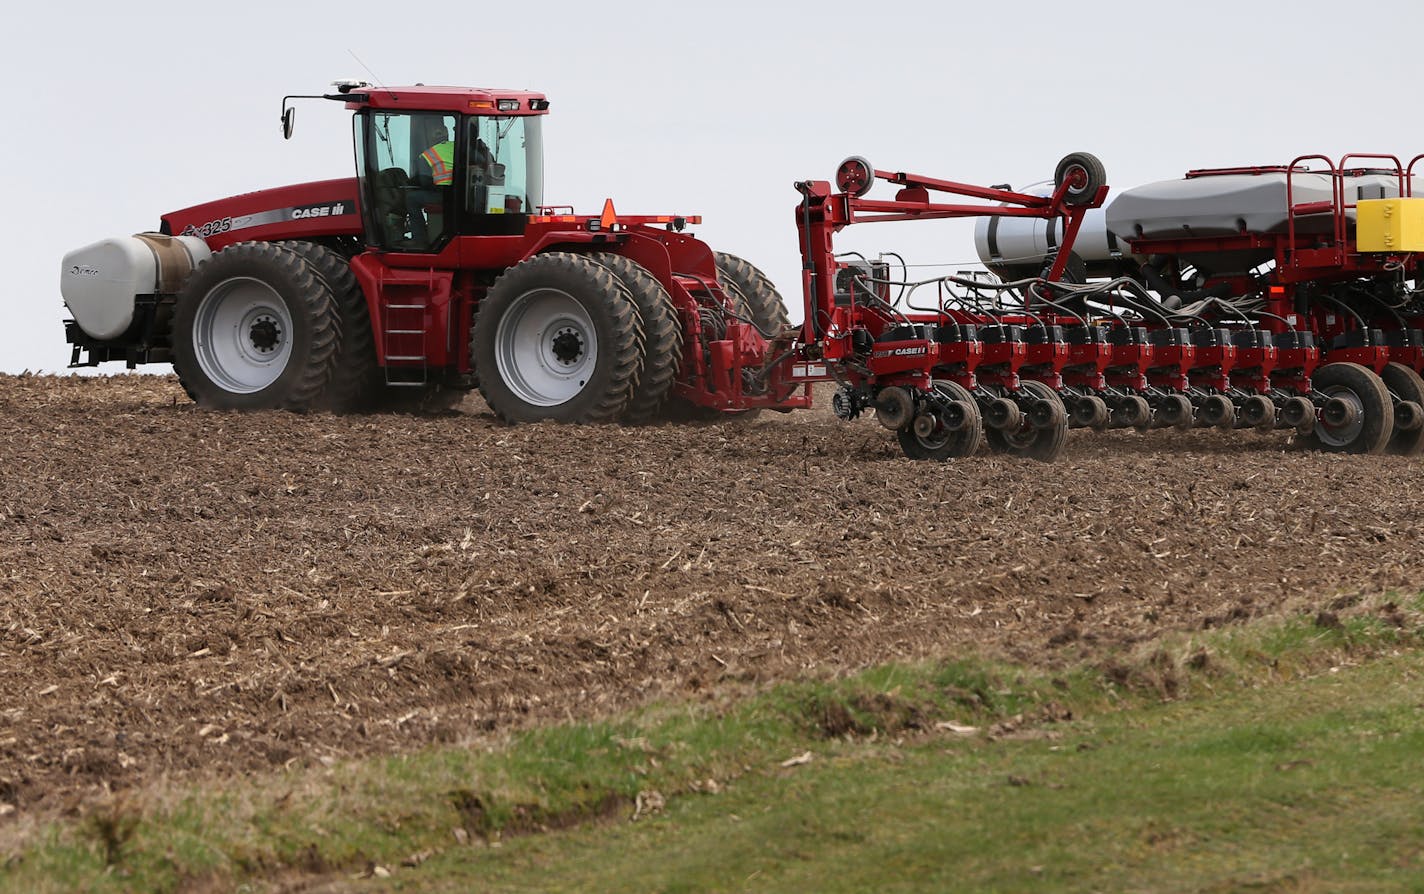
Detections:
897,381,984,460
1300,361,1392,454
985,381,1069,461
1380,361,1424,455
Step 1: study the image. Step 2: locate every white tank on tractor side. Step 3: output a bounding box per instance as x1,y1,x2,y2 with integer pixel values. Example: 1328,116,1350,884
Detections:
60,234,210,340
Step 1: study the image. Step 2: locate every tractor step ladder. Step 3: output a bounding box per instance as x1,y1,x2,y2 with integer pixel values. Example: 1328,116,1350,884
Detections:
382,294,429,387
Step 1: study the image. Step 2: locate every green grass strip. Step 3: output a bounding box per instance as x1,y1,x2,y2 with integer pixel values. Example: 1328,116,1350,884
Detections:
2,594,1420,892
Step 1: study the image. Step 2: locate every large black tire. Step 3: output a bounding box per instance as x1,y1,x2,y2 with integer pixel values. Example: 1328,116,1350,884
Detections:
1380,362,1424,456
591,253,682,423
897,381,984,460
1301,362,1393,454
713,251,792,335
281,240,380,412
471,253,643,424
171,242,339,410
984,380,1069,462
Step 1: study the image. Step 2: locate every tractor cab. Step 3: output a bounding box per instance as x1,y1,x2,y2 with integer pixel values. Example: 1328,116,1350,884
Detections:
332,85,548,251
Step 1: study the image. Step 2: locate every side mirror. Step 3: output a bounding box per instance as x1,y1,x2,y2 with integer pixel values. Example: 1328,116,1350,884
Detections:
281,107,296,140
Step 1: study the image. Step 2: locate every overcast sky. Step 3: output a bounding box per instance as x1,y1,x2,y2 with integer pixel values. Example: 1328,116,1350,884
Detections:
6,0,1422,374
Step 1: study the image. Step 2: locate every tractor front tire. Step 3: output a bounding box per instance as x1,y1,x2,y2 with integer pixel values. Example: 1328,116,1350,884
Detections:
471,253,643,424
171,242,339,410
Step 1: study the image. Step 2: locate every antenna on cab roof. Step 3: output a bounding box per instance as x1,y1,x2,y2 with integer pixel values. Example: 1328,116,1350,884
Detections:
348,50,392,96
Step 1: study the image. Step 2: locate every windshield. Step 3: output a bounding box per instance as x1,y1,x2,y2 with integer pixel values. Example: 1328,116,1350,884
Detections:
468,115,543,215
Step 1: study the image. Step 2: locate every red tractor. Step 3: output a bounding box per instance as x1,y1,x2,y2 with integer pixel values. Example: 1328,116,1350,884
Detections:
60,81,803,422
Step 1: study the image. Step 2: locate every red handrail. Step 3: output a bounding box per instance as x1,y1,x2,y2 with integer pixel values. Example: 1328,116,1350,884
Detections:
1286,155,1336,266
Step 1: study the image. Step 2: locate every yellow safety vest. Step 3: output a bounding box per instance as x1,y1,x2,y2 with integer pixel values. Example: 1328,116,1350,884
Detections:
420,141,455,186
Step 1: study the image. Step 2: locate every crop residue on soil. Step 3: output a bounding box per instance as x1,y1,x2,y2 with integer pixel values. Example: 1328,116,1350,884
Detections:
0,374,1417,812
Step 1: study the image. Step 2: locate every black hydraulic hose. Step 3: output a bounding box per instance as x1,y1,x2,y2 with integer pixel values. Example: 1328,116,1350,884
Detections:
881,251,909,305
1021,283,1088,328
679,270,773,340
1189,296,1265,330
863,288,914,328
1013,275,1168,327
941,274,1095,328
1351,284,1408,328
1109,276,1201,327
1099,286,1175,327
1251,309,1296,330
1036,280,1133,328
801,195,822,340
1317,292,1370,330
1137,263,1234,308
955,293,1012,336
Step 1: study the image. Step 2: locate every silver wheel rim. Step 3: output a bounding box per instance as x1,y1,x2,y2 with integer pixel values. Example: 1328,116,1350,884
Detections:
1315,385,1365,447
494,288,598,407
193,277,294,394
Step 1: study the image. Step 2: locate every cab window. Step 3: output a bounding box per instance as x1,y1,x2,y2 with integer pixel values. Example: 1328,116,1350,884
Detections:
359,111,457,251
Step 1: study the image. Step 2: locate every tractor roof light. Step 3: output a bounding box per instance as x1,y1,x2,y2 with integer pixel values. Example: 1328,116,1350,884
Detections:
497,99,520,111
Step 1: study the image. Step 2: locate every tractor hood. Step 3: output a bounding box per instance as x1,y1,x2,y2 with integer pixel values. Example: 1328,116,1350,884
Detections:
160,179,363,251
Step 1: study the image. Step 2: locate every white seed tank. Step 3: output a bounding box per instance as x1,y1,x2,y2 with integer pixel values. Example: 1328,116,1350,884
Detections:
60,234,210,340
974,170,1421,276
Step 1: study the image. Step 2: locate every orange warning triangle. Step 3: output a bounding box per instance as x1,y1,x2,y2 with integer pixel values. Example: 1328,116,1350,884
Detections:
600,198,618,230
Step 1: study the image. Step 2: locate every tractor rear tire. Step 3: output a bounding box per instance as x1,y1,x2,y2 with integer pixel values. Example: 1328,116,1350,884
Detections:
171,241,339,410
1380,362,1424,456
713,251,792,335
714,251,796,420
281,240,380,412
471,252,642,424
592,253,683,424
897,381,983,460
985,381,1069,462
1301,361,1393,454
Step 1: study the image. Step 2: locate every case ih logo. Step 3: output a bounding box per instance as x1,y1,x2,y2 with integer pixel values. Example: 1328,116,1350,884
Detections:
872,345,928,359
292,202,350,220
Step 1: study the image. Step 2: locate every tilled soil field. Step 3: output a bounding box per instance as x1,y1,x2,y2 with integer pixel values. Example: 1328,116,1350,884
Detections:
1,374,1419,817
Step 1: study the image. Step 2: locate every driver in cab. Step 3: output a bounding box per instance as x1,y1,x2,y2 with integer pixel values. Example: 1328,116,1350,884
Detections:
407,118,454,243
